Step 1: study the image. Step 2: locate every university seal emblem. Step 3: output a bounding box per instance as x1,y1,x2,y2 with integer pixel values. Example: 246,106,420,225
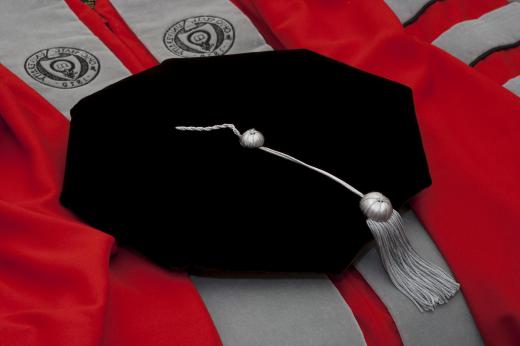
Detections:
24,47,100,89
164,16,235,57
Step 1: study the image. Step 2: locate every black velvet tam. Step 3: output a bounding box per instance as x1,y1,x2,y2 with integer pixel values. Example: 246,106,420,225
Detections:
61,49,431,273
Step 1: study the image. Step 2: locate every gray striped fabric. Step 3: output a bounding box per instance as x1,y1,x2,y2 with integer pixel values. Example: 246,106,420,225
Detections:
191,274,366,346
110,0,272,62
433,3,520,66
0,0,130,117
504,75,520,96
190,209,482,346
384,0,435,24
355,209,483,346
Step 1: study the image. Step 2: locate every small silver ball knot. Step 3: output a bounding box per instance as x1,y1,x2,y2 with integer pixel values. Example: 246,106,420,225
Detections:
360,192,393,222
240,129,264,148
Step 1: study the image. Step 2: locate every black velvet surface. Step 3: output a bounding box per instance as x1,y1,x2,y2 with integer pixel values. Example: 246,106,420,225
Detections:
61,49,431,273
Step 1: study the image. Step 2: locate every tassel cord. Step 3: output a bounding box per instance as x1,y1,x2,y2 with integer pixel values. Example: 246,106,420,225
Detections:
174,123,460,312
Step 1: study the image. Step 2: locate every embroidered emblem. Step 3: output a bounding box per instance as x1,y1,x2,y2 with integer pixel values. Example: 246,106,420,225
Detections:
164,16,235,57
81,0,96,8
24,47,100,89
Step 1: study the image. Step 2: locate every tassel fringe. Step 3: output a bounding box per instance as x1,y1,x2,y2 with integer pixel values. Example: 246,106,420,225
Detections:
367,210,460,312
174,124,460,312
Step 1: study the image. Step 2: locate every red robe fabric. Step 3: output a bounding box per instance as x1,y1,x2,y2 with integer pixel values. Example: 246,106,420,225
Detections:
1,1,519,345
240,1,520,345
0,1,221,344
0,63,222,345
474,48,520,87
402,0,520,91
0,64,111,345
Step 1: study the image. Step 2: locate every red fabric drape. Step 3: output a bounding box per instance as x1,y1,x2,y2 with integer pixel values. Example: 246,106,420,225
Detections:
0,2,222,344
474,48,520,86
0,63,113,345
243,1,520,344
332,270,403,346
2,1,520,345
0,61,223,345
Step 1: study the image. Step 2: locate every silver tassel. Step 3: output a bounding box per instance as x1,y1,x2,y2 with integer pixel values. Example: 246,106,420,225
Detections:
175,125,461,312
363,193,460,311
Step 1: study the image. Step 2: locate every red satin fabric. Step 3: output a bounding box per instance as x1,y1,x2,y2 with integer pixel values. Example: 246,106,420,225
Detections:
243,1,520,344
332,270,403,346
0,64,112,345
2,0,520,345
0,2,222,344
474,47,520,86
0,63,222,345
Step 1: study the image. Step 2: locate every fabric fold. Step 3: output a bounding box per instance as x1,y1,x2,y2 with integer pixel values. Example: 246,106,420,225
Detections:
247,1,520,344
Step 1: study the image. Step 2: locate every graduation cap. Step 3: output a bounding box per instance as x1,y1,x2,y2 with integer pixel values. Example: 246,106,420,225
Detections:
61,49,459,311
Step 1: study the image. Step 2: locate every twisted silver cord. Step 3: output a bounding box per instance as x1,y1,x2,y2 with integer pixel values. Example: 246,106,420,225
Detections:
174,124,364,198
175,124,241,137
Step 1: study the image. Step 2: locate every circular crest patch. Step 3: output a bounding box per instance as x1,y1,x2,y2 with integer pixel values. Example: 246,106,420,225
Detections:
164,16,235,57
24,47,100,89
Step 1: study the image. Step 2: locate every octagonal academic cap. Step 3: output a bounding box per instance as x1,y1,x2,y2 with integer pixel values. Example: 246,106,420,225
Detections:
61,49,458,311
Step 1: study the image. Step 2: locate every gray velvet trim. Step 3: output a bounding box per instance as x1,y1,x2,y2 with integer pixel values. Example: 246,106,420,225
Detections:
433,3,520,65
110,0,272,62
191,274,366,346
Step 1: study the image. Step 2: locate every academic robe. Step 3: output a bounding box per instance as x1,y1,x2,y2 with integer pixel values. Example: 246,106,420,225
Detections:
0,1,519,345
